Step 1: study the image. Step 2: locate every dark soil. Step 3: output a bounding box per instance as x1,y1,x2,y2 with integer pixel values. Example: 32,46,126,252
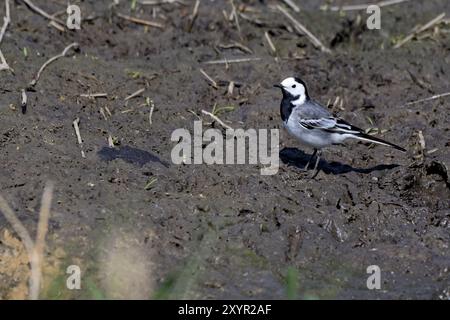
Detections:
0,0,449,299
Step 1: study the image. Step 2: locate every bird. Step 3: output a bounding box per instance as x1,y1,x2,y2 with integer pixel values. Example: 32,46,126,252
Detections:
274,77,406,178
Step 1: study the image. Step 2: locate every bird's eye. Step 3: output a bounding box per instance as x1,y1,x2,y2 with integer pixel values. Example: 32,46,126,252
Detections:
292,85,296,88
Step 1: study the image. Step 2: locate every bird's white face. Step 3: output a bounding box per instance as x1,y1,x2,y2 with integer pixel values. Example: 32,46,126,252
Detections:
280,77,306,99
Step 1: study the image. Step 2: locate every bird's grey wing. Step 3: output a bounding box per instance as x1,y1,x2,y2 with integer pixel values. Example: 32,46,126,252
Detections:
292,100,337,130
295,100,332,120
300,117,365,135
299,117,337,129
293,100,364,133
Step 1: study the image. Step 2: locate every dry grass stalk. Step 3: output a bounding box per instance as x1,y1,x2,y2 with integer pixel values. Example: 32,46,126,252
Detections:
0,49,11,71
394,13,446,48
218,41,253,54
108,135,115,147
282,0,300,13
22,0,65,25
203,57,261,65
49,20,65,32
199,68,218,89
138,0,187,5
0,0,10,43
148,99,155,125
401,91,450,107
29,182,54,300
325,0,410,11
230,0,242,39
187,0,200,32
0,182,54,300
277,5,331,53
80,93,108,98
0,0,11,72
116,12,164,29
21,88,27,113
227,81,235,96
201,109,233,130
264,31,277,54
417,130,426,151
29,43,79,88
125,88,146,101
73,118,86,158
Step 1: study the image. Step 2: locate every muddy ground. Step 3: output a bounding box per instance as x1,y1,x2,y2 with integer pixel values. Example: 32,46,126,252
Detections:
0,0,449,299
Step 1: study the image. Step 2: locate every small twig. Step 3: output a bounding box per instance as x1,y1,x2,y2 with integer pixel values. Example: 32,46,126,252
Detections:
217,41,253,54
0,0,11,72
46,8,66,31
108,135,115,148
80,93,108,98
394,13,446,49
105,106,112,117
0,49,11,71
401,91,450,107
116,12,164,29
201,109,233,130
230,0,242,39
188,109,201,120
203,57,261,65
138,0,187,5
407,69,431,90
49,9,66,18
199,68,218,89
22,0,65,25
264,31,277,55
187,0,200,32
0,0,10,43
29,43,79,88
333,96,340,107
238,12,265,27
99,107,108,121
48,21,65,32
418,130,426,151
227,81,234,96
148,99,155,125
72,118,86,158
124,88,146,101
282,0,300,13
324,0,410,11
277,4,331,53
144,178,158,190
73,118,83,144
21,89,27,114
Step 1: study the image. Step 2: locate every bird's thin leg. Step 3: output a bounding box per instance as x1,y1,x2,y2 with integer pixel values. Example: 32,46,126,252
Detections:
303,149,317,171
310,150,322,179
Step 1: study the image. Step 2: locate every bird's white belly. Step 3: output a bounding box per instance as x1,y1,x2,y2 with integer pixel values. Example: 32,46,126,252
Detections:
284,119,344,149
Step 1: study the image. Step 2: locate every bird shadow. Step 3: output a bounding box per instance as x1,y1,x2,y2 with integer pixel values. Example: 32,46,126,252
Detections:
98,145,169,168
280,147,399,175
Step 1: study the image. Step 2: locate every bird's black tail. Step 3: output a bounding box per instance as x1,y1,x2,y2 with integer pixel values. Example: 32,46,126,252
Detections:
352,132,406,152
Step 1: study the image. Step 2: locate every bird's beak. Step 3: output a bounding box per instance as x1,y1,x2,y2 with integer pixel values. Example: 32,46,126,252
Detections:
273,84,283,89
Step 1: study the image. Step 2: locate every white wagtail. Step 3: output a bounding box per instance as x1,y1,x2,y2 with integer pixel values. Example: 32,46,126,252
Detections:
274,77,406,178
